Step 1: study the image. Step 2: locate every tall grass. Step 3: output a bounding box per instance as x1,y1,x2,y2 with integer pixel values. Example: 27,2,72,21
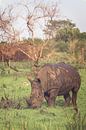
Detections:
0,64,86,130
0,109,86,130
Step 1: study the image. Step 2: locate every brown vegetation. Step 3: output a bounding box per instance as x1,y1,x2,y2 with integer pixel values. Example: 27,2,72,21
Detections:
0,42,42,62
0,96,21,109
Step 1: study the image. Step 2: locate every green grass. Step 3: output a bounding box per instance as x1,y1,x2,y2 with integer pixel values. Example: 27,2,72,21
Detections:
0,67,86,130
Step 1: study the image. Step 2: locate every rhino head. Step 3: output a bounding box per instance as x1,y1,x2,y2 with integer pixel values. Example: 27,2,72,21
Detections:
27,77,44,108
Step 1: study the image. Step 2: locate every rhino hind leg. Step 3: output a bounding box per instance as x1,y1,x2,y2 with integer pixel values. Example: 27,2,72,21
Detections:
72,89,78,112
64,93,71,106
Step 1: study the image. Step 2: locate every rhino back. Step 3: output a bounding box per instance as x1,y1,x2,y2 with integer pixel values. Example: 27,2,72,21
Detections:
37,63,81,93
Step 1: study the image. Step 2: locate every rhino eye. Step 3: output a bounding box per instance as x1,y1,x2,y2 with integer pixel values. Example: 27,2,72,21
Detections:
44,92,50,97
35,78,41,83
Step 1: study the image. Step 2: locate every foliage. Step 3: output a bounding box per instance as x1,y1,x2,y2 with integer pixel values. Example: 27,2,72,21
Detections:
79,32,86,40
65,113,86,130
23,38,44,45
56,27,80,43
44,19,80,41
43,19,86,63
0,18,86,64
55,40,68,52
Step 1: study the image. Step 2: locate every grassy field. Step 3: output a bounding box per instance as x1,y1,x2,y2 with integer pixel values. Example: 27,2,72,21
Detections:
0,65,86,130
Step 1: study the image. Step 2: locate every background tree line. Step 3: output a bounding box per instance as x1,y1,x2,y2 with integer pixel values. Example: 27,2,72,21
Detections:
43,19,86,64
0,0,86,67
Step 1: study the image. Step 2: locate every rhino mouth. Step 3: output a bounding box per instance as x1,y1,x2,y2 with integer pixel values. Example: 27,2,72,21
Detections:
29,104,41,109
26,98,41,109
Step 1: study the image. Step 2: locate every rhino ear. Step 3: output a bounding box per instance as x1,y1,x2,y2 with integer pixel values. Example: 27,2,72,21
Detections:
27,76,33,84
36,78,41,83
28,78,33,84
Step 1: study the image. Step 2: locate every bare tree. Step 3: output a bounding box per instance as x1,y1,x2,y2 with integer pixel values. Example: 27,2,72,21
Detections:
0,6,20,43
0,0,59,73
19,0,59,42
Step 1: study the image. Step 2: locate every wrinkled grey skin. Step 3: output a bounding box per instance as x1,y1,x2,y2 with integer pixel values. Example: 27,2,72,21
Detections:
28,62,81,111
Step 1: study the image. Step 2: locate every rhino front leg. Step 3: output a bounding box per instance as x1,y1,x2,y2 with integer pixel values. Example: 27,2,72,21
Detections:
48,97,56,106
44,91,51,105
44,90,57,107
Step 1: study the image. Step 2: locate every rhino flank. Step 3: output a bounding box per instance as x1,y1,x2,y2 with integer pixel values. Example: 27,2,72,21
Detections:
27,62,81,112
